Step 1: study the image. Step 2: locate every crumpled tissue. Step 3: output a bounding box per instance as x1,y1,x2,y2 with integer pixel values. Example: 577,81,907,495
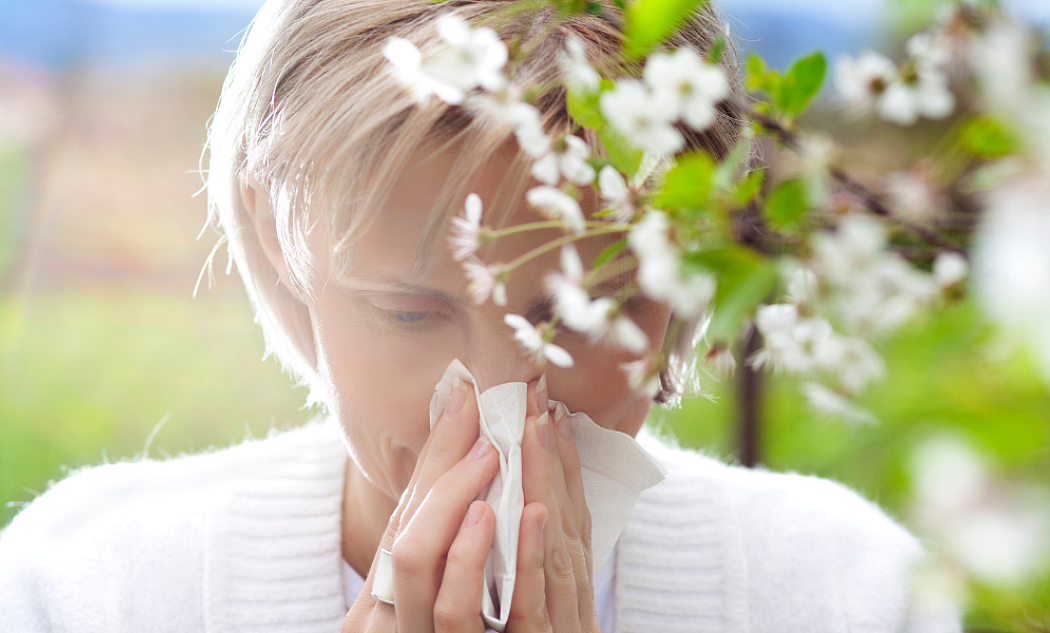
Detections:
428,359,667,632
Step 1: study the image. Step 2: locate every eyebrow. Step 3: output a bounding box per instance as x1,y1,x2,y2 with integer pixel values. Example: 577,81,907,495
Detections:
334,274,469,308
339,270,630,317
523,276,629,323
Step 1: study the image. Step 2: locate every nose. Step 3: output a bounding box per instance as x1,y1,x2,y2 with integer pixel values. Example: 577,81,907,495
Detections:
462,318,543,392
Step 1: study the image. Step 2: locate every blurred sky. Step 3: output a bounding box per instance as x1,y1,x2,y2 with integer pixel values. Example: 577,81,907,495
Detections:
84,0,1050,25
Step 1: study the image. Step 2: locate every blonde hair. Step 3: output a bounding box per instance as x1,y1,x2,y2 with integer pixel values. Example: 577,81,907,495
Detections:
204,0,742,409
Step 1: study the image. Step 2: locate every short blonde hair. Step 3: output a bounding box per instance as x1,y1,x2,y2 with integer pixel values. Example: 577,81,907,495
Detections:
205,0,742,409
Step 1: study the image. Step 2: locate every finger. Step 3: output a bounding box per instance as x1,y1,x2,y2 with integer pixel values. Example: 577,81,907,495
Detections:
552,404,599,630
392,437,499,633
526,376,539,418
520,411,582,633
433,500,495,633
552,403,593,579
400,377,481,528
507,502,551,633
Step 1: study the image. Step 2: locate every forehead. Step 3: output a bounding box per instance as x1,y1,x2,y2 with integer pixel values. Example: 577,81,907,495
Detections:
331,140,616,299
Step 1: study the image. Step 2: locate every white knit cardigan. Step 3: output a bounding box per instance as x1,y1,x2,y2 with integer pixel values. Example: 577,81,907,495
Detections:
0,417,960,633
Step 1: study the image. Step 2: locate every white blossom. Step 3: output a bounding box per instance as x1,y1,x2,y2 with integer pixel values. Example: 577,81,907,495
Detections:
560,37,601,93
432,14,508,93
469,90,550,158
884,168,946,224
464,259,506,306
801,382,878,426
382,37,464,105
968,20,1036,118
932,251,968,289
598,165,634,223
600,79,684,155
644,47,728,131
811,214,887,286
449,193,483,261
835,50,954,125
972,175,1050,384
752,304,834,374
906,31,952,72
810,215,937,334
912,435,1050,587
786,265,819,305
878,67,955,126
620,358,661,398
547,245,612,339
531,135,596,186
545,245,648,354
627,211,715,318
834,50,897,118
611,315,649,355
705,346,737,376
504,314,574,367
839,255,938,333
814,334,886,395
526,186,586,233
791,133,836,206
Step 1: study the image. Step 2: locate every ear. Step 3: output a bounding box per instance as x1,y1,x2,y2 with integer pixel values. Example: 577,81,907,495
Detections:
239,175,298,297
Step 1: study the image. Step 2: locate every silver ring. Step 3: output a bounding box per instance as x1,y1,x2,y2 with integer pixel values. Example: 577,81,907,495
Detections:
371,548,395,605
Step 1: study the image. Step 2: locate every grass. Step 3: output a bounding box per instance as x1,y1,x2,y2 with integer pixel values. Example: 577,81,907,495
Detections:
0,289,311,526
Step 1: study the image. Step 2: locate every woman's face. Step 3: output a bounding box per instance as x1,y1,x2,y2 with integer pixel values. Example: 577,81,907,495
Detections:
305,142,673,501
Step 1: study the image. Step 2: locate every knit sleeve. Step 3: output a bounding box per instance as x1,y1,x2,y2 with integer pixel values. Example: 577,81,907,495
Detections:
721,466,963,633
0,459,210,632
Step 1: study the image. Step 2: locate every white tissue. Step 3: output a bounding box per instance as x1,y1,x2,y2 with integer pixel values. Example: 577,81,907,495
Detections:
429,359,667,632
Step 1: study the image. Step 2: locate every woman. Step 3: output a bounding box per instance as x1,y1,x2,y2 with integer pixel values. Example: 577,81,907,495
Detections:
0,0,961,631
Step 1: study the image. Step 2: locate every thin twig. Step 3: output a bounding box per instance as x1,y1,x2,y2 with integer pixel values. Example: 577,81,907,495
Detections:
745,107,966,255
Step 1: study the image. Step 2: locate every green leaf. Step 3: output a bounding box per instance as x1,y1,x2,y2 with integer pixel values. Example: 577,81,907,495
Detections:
709,35,727,64
733,167,766,205
624,0,709,59
779,52,826,115
593,240,628,271
712,128,754,192
567,86,605,129
598,125,644,177
745,52,769,93
962,117,1019,159
658,152,715,209
764,178,808,231
682,247,776,342
708,261,778,342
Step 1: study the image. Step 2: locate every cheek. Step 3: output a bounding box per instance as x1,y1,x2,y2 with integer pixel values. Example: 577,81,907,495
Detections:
311,302,454,466
548,301,672,436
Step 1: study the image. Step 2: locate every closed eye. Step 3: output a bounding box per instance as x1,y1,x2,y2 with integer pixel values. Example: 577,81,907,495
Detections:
391,310,429,323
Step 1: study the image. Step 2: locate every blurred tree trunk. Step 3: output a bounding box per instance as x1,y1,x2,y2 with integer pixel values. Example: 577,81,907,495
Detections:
736,325,763,468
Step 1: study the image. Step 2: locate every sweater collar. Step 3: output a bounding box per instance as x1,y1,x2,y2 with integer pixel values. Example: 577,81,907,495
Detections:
203,418,349,633
614,430,750,633
201,421,746,633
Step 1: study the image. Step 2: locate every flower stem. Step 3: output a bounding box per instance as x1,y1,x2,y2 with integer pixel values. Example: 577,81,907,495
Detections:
486,221,629,240
499,226,629,274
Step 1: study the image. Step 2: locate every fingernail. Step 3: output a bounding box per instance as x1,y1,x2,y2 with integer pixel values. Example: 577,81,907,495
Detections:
536,374,549,414
447,377,467,416
555,405,572,442
466,436,492,461
466,501,483,526
536,411,549,450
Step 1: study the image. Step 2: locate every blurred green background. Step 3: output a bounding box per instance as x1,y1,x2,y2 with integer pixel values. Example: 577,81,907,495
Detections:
0,1,1048,631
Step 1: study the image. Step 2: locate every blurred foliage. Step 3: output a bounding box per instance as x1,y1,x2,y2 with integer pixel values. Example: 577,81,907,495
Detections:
654,297,1050,628
0,143,311,528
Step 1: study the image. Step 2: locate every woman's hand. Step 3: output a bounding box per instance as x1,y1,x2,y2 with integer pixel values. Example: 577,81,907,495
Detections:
508,380,601,633
341,375,599,633
342,378,501,633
